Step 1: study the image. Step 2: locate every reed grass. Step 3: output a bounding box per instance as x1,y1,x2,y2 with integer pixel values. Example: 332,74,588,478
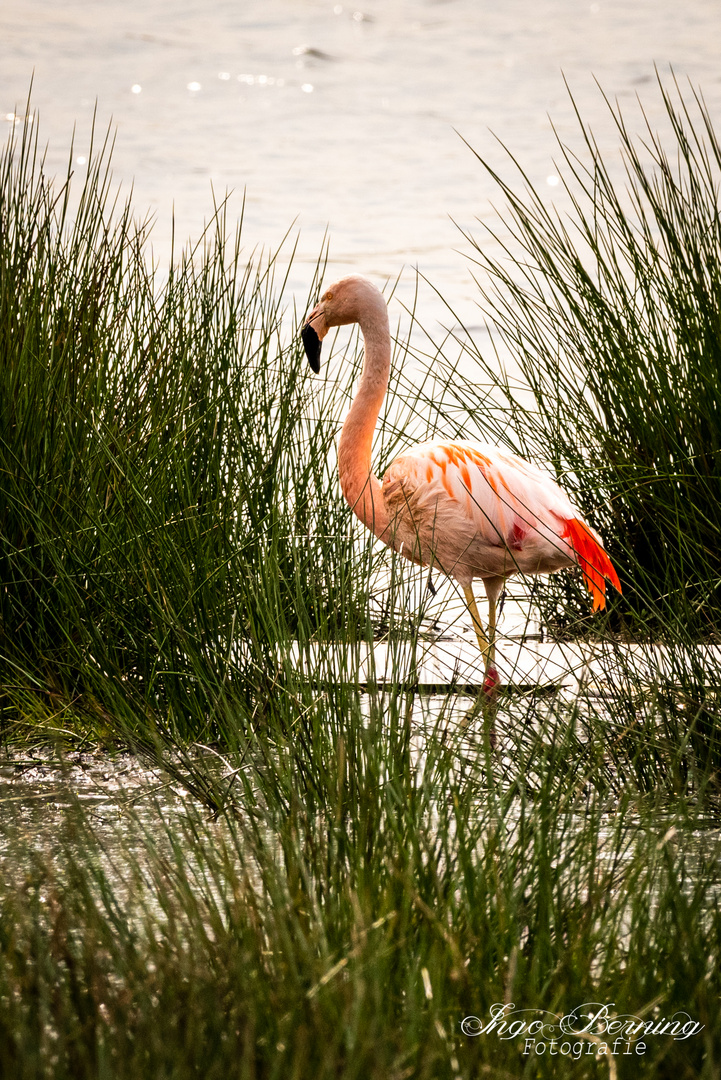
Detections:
0,86,720,1079
0,701,719,1079
0,106,452,759
443,72,721,642
405,72,721,777
0,104,371,750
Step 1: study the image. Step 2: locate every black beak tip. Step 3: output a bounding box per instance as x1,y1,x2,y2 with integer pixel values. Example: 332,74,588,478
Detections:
301,323,322,374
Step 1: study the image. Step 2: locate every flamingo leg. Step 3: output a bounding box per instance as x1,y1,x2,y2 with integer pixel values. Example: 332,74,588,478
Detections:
487,592,497,673
463,585,491,666
462,584,500,746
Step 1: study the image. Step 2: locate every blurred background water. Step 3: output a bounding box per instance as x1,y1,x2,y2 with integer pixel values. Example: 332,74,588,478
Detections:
2,0,721,330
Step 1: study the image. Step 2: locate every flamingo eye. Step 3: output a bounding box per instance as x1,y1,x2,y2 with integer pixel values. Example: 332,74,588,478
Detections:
325,291,333,300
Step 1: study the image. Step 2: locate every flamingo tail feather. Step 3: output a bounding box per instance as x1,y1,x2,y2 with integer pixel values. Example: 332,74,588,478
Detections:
563,518,621,611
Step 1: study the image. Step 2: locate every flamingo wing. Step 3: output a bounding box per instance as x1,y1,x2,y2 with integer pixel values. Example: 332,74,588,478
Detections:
381,440,620,608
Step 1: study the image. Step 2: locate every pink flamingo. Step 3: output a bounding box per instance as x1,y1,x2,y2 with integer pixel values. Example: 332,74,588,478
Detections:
302,276,621,693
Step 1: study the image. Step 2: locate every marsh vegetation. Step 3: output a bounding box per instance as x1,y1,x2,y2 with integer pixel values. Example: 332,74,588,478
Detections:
0,79,719,1078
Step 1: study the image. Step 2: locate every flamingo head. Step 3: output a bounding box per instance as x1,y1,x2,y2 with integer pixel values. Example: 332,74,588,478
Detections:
301,275,386,373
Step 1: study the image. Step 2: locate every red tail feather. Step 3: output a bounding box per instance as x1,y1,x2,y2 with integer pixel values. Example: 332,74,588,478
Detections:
563,518,621,611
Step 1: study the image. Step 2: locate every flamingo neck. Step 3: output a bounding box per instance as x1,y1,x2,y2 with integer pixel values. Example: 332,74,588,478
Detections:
338,309,391,541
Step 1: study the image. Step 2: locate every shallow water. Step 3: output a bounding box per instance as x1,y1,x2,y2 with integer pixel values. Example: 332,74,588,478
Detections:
2,0,721,329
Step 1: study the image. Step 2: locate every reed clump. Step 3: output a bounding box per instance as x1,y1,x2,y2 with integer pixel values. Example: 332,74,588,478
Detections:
0,701,718,1080
0,109,380,748
402,73,721,777
444,73,721,642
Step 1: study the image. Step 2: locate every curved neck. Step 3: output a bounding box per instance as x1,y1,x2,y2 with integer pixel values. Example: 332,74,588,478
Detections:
338,309,391,541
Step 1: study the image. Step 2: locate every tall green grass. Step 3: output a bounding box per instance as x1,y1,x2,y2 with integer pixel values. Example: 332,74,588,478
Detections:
0,106,459,761
400,74,721,776
0,106,372,750
0,704,718,1079
416,73,721,644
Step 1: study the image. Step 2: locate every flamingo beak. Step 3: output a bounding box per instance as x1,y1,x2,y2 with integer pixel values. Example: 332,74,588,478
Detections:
301,322,322,373
302,300,328,373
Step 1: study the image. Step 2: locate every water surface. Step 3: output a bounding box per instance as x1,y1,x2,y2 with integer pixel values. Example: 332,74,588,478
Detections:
3,0,720,326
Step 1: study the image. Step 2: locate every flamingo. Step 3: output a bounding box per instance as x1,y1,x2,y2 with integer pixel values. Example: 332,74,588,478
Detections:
301,275,621,695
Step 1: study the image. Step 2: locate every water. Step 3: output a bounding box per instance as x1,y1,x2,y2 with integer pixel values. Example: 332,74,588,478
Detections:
3,0,721,328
